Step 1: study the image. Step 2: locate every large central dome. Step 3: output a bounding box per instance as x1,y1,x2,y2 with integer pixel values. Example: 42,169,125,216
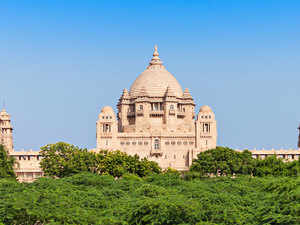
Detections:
130,46,183,98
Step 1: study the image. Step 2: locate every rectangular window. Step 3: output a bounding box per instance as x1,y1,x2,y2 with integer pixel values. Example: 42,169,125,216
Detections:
154,139,160,149
204,123,210,133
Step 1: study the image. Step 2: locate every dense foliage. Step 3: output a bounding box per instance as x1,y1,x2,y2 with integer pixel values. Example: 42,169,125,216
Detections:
40,142,161,178
0,144,16,179
253,155,300,177
2,144,300,224
0,173,299,225
190,147,300,177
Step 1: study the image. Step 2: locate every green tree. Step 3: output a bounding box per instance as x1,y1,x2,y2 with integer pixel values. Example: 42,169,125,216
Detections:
40,142,161,178
253,155,300,177
0,145,16,179
190,147,255,176
96,150,161,177
285,160,300,176
40,142,98,178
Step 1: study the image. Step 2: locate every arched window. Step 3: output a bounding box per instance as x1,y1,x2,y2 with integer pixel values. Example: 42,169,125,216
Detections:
203,123,210,133
154,139,160,150
103,124,111,132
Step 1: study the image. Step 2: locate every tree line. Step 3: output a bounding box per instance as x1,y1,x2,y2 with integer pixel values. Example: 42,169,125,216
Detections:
0,171,299,224
39,143,300,178
0,143,299,224
1,143,300,180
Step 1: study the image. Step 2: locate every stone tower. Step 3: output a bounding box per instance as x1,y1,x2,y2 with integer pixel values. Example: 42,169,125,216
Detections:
0,108,13,152
96,106,118,149
195,105,217,150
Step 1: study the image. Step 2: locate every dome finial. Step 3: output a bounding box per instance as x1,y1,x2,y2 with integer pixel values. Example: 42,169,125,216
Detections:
153,45,159,56
148,45,163,68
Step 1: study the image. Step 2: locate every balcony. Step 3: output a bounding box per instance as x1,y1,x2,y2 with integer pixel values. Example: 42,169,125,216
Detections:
169,109,175,115
136,109,144,116
150,110,164,116
150,150,163,156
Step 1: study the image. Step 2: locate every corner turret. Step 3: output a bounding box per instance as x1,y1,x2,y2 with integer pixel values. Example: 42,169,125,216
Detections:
195,105,217,150
0,108,13,152
96,106,118,150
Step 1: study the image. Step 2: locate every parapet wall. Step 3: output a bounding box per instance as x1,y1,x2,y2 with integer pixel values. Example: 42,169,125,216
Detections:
236,148,300,161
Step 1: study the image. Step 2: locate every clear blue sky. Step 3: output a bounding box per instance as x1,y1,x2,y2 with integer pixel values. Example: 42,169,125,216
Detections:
1,0,300,150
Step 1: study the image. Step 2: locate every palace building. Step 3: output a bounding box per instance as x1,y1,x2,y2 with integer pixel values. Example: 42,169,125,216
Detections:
95,46,217,170
2,46,300,182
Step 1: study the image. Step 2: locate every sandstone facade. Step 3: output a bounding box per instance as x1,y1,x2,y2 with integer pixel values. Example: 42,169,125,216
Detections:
96,46,216,170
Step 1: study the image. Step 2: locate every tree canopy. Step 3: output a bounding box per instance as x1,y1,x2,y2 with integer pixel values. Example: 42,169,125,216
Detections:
190,146,255,176
253,155,300,177
0,144,16,179
0,173,299,225
2,144,300,224
40,142,161,178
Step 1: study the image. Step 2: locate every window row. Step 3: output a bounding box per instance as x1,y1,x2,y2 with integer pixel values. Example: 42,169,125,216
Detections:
252,154,299,159
151,103,164,111
17,155,42,161
121,141,149,146
120,141,194,146
165,141,194,145
102,116,112,119
128,104,179,112
201,115,211,119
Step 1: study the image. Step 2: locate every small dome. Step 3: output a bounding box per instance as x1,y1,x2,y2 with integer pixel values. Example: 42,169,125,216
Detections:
101,106,114,114
130,46,183,98
199,105,212,113
0,108,9,116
